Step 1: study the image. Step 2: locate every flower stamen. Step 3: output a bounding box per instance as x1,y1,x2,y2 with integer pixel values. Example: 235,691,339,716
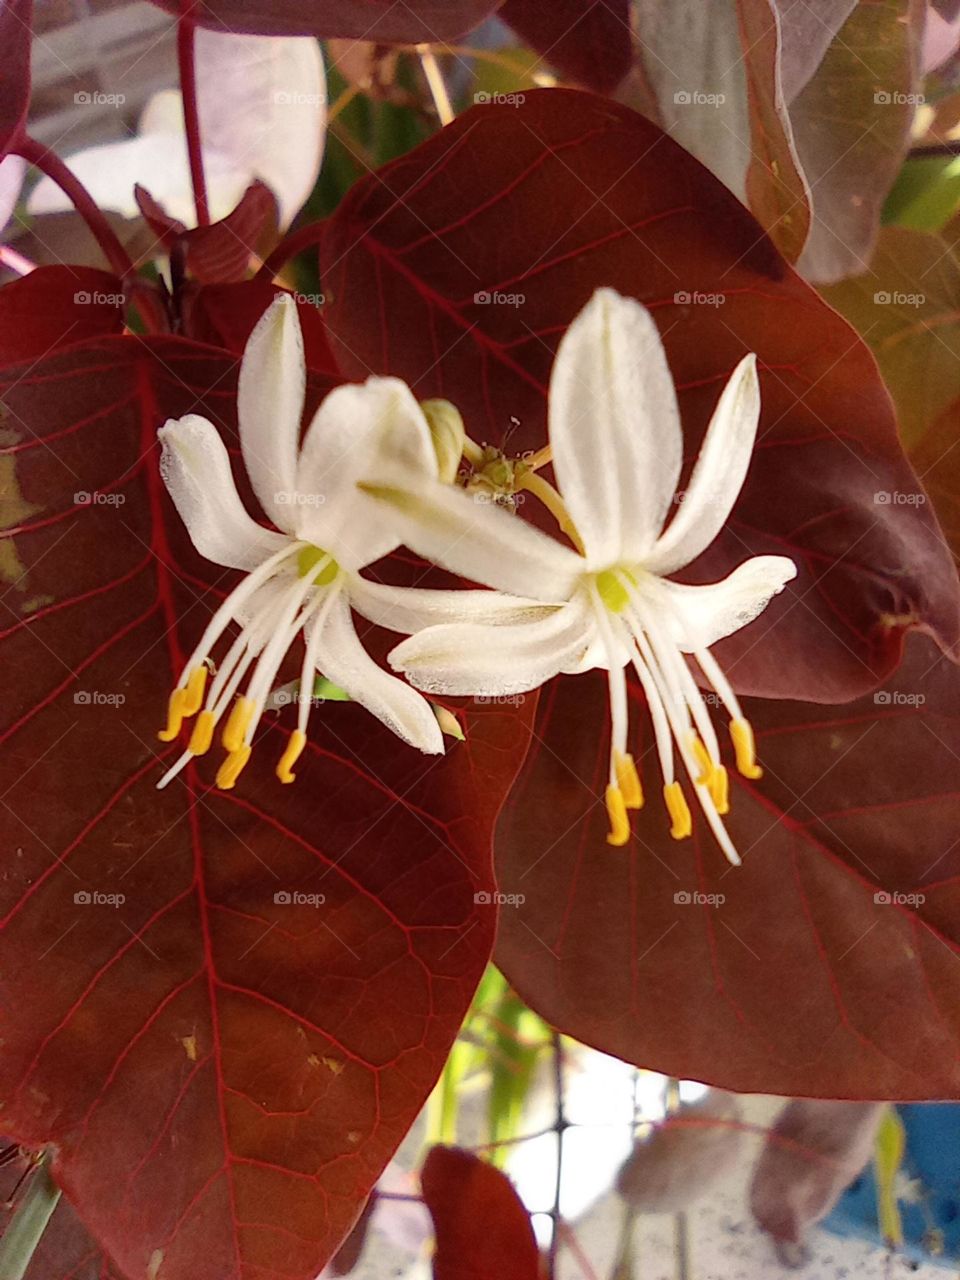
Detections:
730,718,762,779
158,688,188,742
216,746,251,790
615,751,643,809
690,733,716,787
183,665,208,716
188,710,216,756
276,730,307,784
222,696,255,753
709,764,730,814
663,781,692,840
605,785,630,846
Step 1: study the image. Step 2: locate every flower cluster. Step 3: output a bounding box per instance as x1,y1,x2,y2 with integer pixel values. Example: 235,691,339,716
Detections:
157,289,795,862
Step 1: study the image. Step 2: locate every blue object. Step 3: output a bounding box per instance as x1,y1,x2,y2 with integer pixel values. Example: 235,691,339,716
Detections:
823,1103,960,1267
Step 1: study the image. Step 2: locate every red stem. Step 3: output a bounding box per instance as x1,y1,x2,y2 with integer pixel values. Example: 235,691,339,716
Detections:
177,15,210,227
14,135,134,280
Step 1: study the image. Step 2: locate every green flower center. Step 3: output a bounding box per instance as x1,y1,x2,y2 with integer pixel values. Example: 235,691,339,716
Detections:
297,544,339,585
595,568,634,614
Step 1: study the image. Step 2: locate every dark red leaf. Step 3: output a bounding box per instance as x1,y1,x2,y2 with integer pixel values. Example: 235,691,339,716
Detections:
494,634,960,1097
0,331,533,1280
420,1146,540,1279
134,185,188,246
0,266,124,361
181,280,338,373
499,0,633,93
0,0,32,153
182,182,278,284
136,182,278,284
148,0,502,39
319,88,960,702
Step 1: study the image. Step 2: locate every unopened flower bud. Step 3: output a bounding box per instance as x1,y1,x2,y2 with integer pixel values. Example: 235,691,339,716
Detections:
421,398,466,484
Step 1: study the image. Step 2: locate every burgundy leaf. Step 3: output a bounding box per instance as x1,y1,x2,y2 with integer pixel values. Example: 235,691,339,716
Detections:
0,266,125,361
0,326,533,1280
420,1146,540,1279
500,0,633,93
494,634,960,1097
0,0,32,153
320,89,960,701
147,0,503,40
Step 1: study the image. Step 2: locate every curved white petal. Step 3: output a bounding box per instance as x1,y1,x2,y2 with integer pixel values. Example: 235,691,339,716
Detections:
550,289,683,567
388,596,594,697
348,576,553,636
158,415,287,570
363,474,582,602
237,294,305,533
293,378,437,569
27,132,249,225
647,354,761,575
310,592,443,753
0,155,25,237
654,555,797,652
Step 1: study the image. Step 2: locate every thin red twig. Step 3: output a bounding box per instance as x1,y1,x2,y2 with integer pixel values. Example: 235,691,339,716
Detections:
14,135,134,279
176,12,210,227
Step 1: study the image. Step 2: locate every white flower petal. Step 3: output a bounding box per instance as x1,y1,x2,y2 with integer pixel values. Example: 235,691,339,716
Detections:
349,576,553,636
654,555,797,652
647,354,760,575
310,591,443,753
549,288,683,567
158,414,287,570
238,294,304,532
389,596,594,697
292,378,438,568
27,133,249,225
363,474,582,602
0,155,25,237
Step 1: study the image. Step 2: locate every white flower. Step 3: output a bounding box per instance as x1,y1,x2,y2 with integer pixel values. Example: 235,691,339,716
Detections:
156,293,460,791
369,289,797,863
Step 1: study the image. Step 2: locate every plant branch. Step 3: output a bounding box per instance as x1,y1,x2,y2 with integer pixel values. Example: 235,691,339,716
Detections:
14,135,134,279
177,13,210,227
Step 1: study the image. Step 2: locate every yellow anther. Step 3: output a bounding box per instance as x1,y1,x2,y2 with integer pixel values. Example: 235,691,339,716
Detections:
730,718,763,779
709,765,730,815
188,710,215,756
690,734,716,787
276,730,307,784
183,666,208,716
215,745,251,791
615,752,643,809
605,785,630,847
664,781,692,840
158,688,187,741
222,697,255,753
